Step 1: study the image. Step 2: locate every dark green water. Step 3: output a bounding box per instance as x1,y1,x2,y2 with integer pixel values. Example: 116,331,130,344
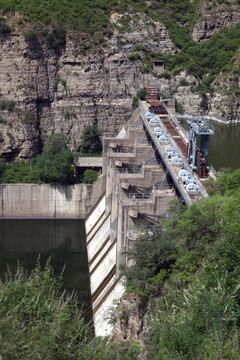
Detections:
180,120,240,171
208,122,240,171
0,219,91,316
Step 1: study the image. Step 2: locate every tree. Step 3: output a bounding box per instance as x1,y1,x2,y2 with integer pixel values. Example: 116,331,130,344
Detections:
0,158,6,177
36,133,75,184
83,169,98,184
0,261,140,360
80,125,102,155
0,261,92,359
42,132,69,156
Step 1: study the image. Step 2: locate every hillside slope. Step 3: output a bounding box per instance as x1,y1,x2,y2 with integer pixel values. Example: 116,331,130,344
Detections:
0,0,239,159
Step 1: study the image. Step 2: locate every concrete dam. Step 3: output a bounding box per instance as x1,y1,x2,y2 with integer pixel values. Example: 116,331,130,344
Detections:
0,88,213,336
84,91,212,335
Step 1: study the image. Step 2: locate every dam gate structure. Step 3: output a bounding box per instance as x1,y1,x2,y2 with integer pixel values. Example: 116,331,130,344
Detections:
86,87,212,336
0,86,213,337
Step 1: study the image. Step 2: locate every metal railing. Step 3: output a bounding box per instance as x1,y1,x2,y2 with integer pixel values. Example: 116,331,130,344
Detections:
103,133,118,138
134,139,152,146
108,147,134,154
128,124,143,130
152,184,172,191
161,100,189,139
114,167,143,175
142,158,159,166
139,100,209,205
128,193,152,200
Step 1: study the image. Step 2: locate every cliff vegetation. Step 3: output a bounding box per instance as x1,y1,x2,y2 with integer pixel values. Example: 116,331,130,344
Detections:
117,167,240,359
0,259,141,360
0,131,101,184
0,0,239,158
1,168,240,359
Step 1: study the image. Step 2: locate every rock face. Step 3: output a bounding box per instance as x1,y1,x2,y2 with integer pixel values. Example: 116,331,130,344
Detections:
112,293,146,342
192,5,240,42
0,10,239,160
0,17,174,159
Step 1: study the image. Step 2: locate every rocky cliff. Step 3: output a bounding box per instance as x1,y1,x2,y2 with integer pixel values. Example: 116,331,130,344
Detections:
192,4,240,42
0,15,175,159
0,9,239,159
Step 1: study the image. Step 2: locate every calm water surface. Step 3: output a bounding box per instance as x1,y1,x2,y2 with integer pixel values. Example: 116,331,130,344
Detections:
180,120,240,171
208,122,240,171
0,219,91,316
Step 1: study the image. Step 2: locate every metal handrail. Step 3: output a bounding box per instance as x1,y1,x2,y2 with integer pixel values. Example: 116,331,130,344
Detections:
161,100,189,139
103,133,118,138
114,167,143,175
128,193,152,200
108,147,134,154
128,124,143,130
152,184,172,191
139,100,209,205
134,139,152,145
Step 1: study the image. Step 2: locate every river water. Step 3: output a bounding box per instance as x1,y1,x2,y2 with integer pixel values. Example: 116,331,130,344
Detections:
208,122,240,171
0,219,92,317
180,120,240,171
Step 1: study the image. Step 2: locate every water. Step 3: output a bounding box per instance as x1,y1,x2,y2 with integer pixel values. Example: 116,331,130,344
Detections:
180,120,240,171
0,219,91,317
208,122,240,171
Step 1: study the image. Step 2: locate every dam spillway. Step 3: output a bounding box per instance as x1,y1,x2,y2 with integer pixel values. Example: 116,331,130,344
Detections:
0,93,211,336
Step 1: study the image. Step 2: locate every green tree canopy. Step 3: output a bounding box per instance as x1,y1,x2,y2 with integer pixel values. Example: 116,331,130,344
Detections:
122,169,240,359
83,169,99,184
0,261,140,360
36,133,75,184
80,125,102,155
0,158,6,177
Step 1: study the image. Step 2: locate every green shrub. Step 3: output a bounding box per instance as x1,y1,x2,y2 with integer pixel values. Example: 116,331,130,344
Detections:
0,100,15,112
179,79,189,86
36,133,75,184
200,92,209,112
83,169,98,184
60,78,67,87
137,88,146,100
128,53,141,61
158,71,171,80
0,134,75,185
132,96,139,109
133,44,148,52
0,158,6,177
175,100,184,114
0,261,140,360
24,30,38,42
140,66,149,73
80,125,102,155
132,88,146,109
234,88,240,96
46,25,66,50
21,113,38,124
0,19,10,34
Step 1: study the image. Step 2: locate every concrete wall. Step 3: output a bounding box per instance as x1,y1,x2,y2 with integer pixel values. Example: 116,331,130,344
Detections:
85,194,125,336
74,157,103,167
0,175,106,219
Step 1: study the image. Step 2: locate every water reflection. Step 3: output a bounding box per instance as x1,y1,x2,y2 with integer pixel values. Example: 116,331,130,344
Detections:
180,120,240,171
208,122,240,171
0,219,91,316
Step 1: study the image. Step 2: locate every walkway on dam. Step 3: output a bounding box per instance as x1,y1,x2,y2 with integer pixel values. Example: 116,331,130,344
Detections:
86,96,211,337
139,101,209,206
